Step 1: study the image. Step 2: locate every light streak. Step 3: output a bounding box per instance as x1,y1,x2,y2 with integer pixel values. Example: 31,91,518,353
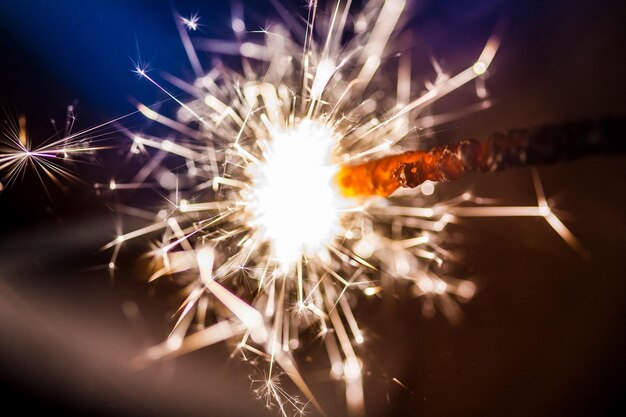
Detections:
0,107,111,193
102,1,585,415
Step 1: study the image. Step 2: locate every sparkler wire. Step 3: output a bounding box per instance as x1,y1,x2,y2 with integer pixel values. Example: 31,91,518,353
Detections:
338,117,626,197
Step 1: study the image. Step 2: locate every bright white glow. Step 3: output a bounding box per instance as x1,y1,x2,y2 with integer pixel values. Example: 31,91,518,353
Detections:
363,286,382,296
161,140,173,151
354,18,367,33
311,59,336,100
137,103,158,120
457,281,477,299
181,14,200,31
421,180,435,195
539,206,551,217
250,120,342,269
343,357,362,380
197,247,215,283
472,60,488,75
353,234,377,258
331,361,344,378
232,18,245,33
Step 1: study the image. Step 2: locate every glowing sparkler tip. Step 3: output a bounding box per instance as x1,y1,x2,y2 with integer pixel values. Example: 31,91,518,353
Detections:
249,120,345,268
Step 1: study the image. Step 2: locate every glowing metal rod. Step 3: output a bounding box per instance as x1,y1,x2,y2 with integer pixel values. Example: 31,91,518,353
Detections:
337,118,626,197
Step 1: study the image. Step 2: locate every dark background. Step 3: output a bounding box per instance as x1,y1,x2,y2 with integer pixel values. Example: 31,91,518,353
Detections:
0,0,625,416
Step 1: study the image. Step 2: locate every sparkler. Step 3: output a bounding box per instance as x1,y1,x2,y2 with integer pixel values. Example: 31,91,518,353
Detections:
0,106,111,193
102,1,594,415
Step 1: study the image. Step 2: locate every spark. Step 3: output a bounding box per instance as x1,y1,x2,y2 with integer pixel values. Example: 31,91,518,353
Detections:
0,107,110,192
103,1,585,416
392,377,415,394
180,13,200,31
251,371,308,416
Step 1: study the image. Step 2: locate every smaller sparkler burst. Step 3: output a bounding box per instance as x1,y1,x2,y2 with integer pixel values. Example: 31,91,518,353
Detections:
0,106,109,193
181,13,201,31
103,1,589,415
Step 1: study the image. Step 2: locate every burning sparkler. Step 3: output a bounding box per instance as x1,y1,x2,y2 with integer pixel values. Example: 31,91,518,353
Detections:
100,1,598,415
0,106,112,193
